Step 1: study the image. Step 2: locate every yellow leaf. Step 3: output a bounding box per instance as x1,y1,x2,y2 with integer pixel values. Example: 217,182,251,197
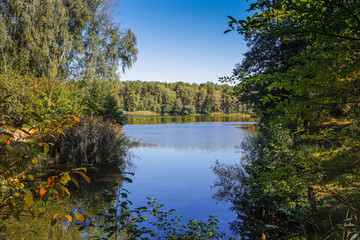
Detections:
57,128,65,136
44,144,49,154
73,167,86,172
72,114,80,123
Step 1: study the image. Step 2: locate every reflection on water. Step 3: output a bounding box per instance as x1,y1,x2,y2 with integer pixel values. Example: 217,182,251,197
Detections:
123,116,256,237
126,115,254,125
124,147,239,234
125,121,256,152
9,116,256,239
4,166,126,240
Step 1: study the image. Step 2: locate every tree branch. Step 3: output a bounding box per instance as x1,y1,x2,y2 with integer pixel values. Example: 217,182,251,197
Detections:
337,2,360,25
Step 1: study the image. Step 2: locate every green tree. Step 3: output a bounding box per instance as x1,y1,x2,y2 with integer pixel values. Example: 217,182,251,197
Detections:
0,0,137,81
116,81,247,116
172,98,183,115
217,0,360,238
160,87,175,114
196,87,208,113
83,79,126,124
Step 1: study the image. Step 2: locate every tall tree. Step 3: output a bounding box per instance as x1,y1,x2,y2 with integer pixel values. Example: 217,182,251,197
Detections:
215,0,360,238
0,0,137,82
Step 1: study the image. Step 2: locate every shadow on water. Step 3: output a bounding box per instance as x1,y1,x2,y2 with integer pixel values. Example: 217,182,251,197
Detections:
126,115,255,125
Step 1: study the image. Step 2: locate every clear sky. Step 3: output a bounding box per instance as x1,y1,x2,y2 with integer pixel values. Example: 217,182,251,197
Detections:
115,0,253,84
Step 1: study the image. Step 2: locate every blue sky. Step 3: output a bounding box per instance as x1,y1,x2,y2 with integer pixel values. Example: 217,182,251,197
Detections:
115,0,253,84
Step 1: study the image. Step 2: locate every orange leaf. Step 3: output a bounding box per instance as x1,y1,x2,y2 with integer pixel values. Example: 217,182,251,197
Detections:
39,187,47,196
47,176,57,187
5,139,10,145
53,213,59,219
64,215,73,223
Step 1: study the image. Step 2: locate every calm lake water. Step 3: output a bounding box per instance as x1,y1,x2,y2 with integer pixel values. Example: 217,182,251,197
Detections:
5,116,255,239
123,116,256,236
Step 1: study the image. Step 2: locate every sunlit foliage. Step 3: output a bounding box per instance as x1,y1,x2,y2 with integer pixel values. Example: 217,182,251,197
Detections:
215,0,360,239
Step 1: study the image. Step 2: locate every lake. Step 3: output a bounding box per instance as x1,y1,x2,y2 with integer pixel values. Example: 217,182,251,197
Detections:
123,115,256,237
3,115,255,239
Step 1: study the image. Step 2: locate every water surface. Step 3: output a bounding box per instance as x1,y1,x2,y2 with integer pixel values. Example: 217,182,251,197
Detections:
123,116,255,236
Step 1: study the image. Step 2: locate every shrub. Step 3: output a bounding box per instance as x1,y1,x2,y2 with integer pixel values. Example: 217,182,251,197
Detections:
50,116,129,167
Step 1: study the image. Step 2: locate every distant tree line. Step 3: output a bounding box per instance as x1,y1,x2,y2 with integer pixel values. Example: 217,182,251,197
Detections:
116,81,248,115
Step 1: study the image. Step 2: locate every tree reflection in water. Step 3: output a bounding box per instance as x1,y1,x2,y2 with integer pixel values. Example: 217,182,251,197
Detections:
212,137,303,240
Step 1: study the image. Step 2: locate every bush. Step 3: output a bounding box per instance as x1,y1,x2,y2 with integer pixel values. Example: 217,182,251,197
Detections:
50,116,129,167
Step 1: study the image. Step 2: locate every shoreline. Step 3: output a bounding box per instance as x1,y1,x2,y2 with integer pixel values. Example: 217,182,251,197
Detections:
124,111,253,118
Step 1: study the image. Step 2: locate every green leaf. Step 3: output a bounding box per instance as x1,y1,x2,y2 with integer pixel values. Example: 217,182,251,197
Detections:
18,129,31,136
24,192,34,208
0,134,10,142
227,16,237,22
57,128,64,136
350,234,359,240
74,171,90,183
51,219,57,226
85,101,98,111
74,212,85,222
28,111,43,122
1,132,13,137
123,177,133,183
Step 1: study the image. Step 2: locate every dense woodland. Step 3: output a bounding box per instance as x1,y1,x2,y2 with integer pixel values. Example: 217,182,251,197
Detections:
213,0,360,239
116,81,247,115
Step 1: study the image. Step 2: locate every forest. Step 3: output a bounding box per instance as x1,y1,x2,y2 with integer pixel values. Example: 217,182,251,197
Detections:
116,81,247,115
